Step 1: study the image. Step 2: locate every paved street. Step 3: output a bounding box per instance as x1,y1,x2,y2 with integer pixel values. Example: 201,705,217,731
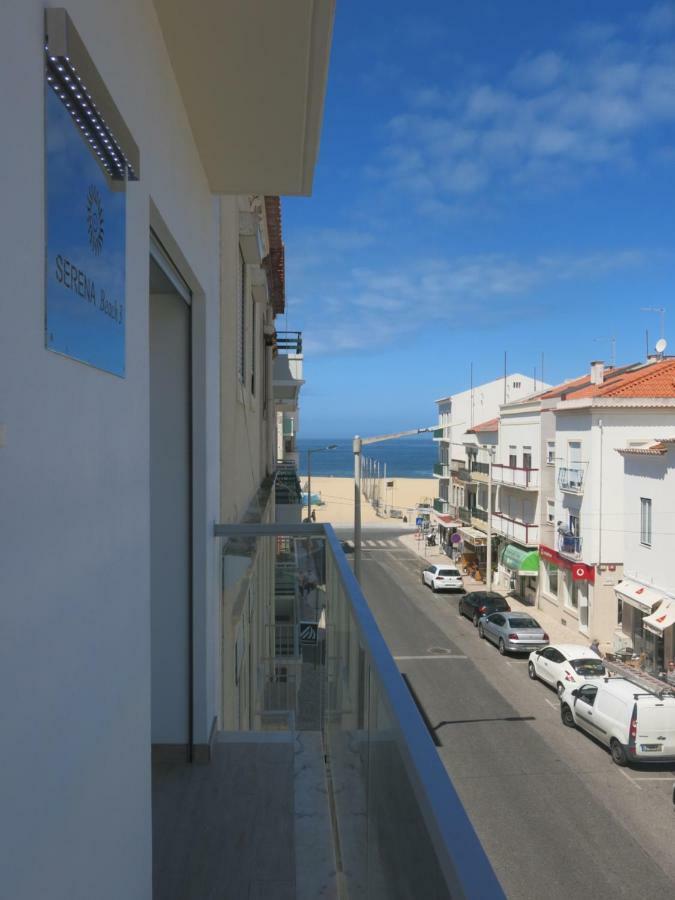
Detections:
343,527,675,899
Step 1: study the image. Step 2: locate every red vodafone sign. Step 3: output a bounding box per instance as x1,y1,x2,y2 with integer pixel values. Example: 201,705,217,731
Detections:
539,546,595,584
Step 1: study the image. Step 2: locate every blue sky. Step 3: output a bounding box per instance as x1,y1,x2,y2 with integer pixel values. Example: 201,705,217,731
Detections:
283,0,675,437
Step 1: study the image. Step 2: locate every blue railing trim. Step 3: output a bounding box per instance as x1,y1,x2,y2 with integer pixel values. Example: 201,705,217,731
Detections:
322,524,505,899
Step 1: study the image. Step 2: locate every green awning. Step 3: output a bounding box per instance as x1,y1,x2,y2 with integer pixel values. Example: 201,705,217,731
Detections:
501,544,539,575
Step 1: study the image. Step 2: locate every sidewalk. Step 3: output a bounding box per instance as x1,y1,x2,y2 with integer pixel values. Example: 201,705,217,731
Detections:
397,531,589,648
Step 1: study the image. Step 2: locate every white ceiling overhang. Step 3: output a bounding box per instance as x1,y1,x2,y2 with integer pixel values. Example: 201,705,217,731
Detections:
153,0,335,195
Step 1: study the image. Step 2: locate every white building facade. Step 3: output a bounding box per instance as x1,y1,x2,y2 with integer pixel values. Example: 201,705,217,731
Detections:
614,441,675,677
0,3,334,898
540,361,675,646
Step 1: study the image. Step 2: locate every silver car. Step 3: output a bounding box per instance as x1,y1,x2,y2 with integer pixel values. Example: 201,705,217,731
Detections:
478,611,549,655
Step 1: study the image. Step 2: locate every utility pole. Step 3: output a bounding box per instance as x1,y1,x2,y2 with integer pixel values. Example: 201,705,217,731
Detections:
486,445,496,591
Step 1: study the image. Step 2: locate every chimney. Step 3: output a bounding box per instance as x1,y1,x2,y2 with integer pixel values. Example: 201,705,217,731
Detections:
590,360,605,385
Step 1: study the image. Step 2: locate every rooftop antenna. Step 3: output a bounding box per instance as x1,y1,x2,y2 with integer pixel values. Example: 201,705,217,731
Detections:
656,337,668,359
593,336,616,368
641,306,665,342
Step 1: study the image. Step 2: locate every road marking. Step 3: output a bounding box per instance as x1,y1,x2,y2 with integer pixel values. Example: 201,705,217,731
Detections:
393,654,468,660
619,768,641,790
544,698,558,709
631,776,675,781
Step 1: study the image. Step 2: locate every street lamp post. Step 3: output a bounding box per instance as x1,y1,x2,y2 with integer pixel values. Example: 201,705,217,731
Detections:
307,444,337,521
353,426,436,581
485,445,496,591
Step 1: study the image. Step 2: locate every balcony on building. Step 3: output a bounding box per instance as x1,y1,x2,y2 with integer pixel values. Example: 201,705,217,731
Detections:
433,462,451,478
433,426,446,440
492,464,539,489
457,465,472,482
558,531,583,559
275,463,303,524
491,512,538,547
152,522,504,899
558,467,584,493
273,334,304,412
469,460,490,483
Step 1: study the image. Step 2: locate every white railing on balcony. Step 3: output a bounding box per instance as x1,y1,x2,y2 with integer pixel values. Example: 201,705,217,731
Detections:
492,464,539,489
491,512,538,546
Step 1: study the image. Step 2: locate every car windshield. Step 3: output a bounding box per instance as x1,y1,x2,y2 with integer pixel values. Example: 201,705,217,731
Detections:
571,659,606,676
508,616,539,629
438,569,459,576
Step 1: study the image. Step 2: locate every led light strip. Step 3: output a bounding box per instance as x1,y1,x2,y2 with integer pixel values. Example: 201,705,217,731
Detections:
45,48,136,181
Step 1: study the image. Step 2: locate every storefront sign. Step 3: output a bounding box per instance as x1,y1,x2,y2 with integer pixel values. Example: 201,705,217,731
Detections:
539,545,595,583
45,82,126,376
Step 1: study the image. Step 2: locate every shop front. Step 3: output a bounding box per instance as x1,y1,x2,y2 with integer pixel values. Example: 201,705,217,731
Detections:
500,544,539,604
539,544,595,631
458,526,488,580
432,512,461,554
615,580,675,679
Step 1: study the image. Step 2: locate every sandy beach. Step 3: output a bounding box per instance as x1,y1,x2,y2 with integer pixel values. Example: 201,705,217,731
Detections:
302,476,437,527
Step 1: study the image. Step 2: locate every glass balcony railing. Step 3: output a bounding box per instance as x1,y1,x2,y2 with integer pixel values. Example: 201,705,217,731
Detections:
215,522,504,898
433,497,447,513
558,532,583,557
433,462,450,477
433,427,444,438
558,467,584,492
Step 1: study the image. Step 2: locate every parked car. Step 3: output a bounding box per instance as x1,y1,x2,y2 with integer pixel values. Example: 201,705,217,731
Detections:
458,591,510,626
422,564,464,593
560,677,675,766
528,644,606,697
478,611,549,655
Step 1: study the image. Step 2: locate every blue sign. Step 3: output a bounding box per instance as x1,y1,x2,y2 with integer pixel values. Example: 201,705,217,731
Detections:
416,516,423,526
45,84,126,376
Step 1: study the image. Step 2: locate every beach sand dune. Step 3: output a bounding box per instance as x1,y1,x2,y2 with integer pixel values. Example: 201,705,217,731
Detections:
303,476,437,527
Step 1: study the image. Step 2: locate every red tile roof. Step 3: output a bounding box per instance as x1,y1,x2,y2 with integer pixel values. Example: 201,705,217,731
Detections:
569,359,675,399
537,363,640,401
467,417,499,433
264,196,285,315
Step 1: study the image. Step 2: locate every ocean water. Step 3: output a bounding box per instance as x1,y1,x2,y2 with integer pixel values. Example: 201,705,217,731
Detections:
297,436,436,477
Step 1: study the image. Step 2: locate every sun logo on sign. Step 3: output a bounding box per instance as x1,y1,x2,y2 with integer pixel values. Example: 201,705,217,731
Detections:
86,185,104,256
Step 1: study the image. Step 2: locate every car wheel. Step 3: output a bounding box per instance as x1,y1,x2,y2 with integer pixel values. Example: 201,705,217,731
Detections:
478,624,485,639
528,662,537,681
498,638,506,655
432,583,437,593
610,739,628,767
561,704,575,728
472,612,480,627
458,601,463,617
556,682,565,698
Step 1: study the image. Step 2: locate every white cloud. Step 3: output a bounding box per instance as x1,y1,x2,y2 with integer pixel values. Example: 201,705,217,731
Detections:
292,249,650,356
375,6,675,207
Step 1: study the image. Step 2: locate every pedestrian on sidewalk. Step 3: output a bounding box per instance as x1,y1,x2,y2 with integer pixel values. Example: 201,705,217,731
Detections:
590,638,601,656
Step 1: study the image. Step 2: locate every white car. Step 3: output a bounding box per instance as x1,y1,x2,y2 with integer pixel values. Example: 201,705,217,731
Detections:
421,564,464,593
528,643,606,697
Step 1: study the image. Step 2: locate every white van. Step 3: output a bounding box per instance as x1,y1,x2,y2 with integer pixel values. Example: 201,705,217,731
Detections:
560,676,675,766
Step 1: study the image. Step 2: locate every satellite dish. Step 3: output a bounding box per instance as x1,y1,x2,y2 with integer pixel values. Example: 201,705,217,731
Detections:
656,338,668,355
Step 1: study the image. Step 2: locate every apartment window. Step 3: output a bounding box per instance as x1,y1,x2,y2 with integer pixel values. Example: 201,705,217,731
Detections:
509,445,517,468
523,446,532,469
544,561,558,597
569,514,580,536
546,499,555,524
546,441,555,465
640,497,652,546
512,380,521,389
237,248,246,385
